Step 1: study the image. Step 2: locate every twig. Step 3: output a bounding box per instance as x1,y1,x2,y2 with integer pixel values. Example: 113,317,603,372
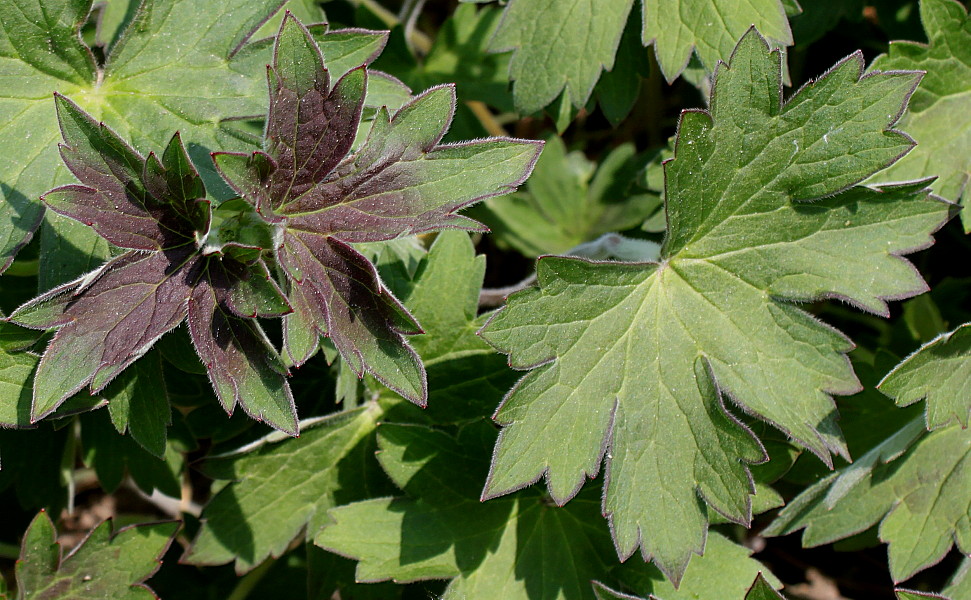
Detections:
479,273,537,307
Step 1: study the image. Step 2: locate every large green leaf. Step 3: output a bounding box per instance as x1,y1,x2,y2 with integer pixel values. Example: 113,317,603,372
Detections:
869,0,971,225
484,0,793,114
764,423,971,584
15,511,177,599
183,404,386,573
478,30,952,582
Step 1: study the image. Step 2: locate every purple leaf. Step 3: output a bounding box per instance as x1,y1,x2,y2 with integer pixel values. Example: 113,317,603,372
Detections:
188,257,298,435
45,95,209,250
10,97,298,434
12,249,196,421
216,13,542,403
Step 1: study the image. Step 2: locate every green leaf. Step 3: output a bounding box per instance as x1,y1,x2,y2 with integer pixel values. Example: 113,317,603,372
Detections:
385,230,523,425
790,0,865,45
896,591,951,600
869,0,971,225
0,426,71,512
15,511,177,599
943,558,971,598
765,424,971,584
643,0,794,82
80,409,183,498
475,136,659,257
478,30,952,582
487,0,794,114
183,404,386,573
0,346,38,426
880,321,971,428
489,0,634,114
104,349,170,457
595,12,650,126
383,3,513,112
316,421,774,599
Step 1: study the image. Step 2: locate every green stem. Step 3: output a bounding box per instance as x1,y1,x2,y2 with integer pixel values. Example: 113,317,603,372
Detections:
352,0,431,52
226,556,277,600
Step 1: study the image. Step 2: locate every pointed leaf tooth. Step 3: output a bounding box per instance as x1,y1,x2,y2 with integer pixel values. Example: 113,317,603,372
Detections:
273,12,330,97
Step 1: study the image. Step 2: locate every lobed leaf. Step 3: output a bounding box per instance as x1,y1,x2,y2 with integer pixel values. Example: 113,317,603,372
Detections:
868,0,971,225
216,14,541,405
15,511,177,599
764,423,971,584
484,0,793,115
9,97,296,434
478,29,952,582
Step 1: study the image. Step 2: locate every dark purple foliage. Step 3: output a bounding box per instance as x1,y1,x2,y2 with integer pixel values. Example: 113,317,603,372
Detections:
10,95,297,434
216,14,542,404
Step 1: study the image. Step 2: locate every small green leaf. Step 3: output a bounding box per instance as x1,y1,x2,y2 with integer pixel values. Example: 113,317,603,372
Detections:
105,350,171,458
184,404,386,573
881,321,971,428
765,424,971,584
15,511,177,599
868,0,971,225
